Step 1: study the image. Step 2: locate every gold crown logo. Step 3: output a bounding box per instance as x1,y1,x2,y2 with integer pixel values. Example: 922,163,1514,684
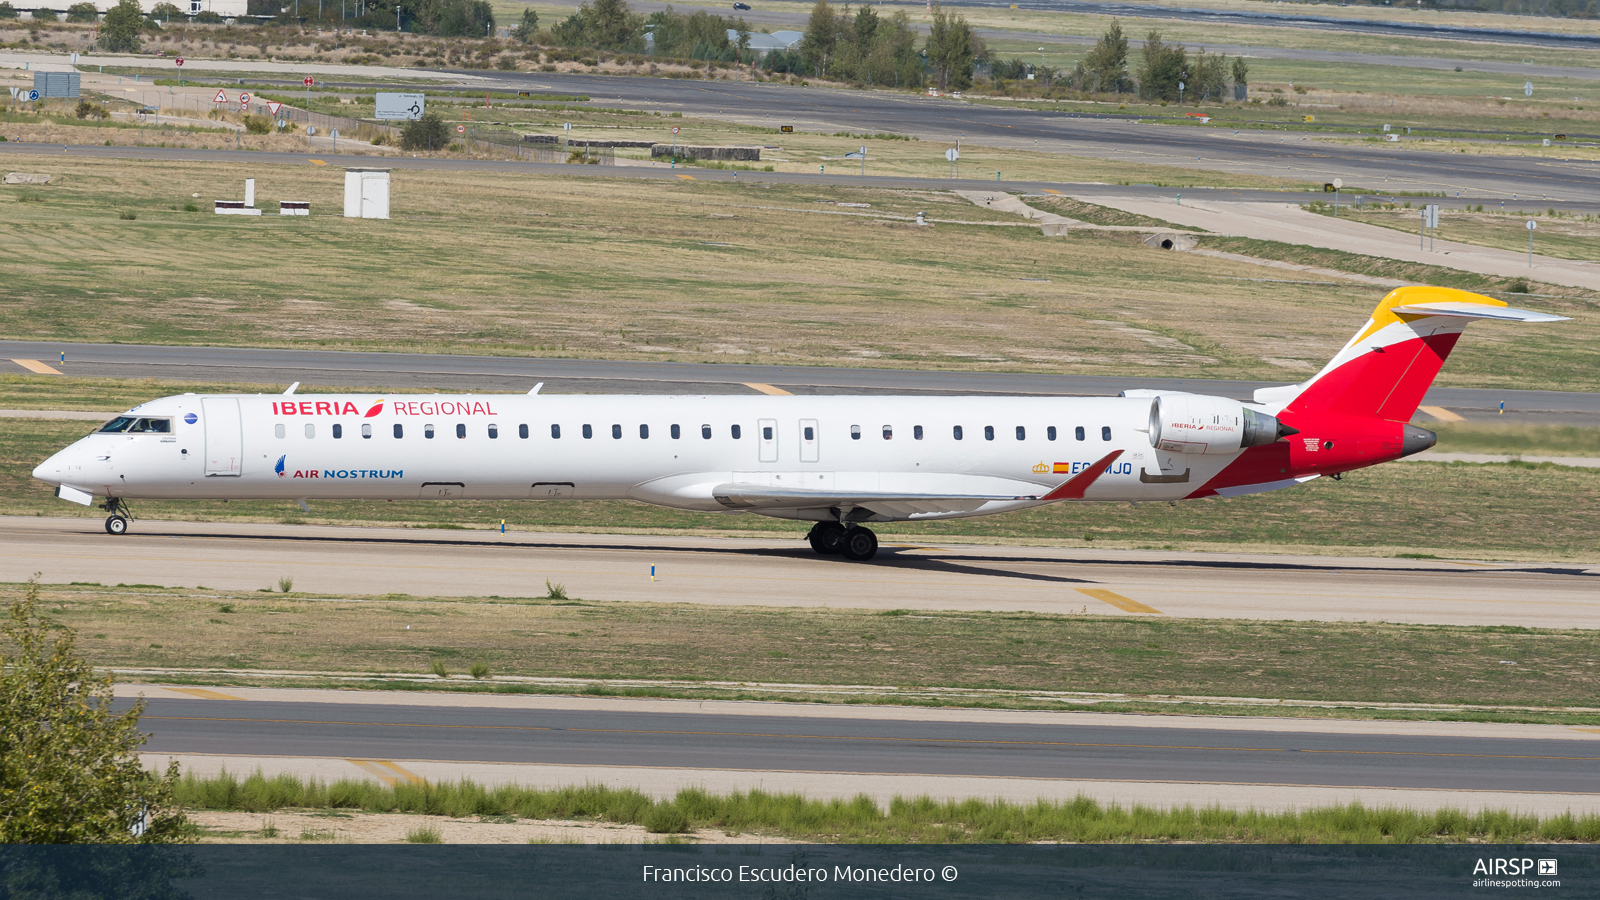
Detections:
1032,461,1050,474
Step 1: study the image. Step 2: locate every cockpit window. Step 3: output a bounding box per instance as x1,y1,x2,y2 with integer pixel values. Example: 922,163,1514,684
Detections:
99,416,171,434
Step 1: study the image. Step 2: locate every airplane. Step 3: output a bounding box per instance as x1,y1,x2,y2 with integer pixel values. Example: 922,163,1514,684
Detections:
32,286,1566,561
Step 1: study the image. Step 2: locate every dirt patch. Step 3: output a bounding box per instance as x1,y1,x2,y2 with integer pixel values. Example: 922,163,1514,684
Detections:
191,809,795,844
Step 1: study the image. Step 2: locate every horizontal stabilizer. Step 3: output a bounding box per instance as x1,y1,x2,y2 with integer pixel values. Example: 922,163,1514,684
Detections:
1390,302,1569,323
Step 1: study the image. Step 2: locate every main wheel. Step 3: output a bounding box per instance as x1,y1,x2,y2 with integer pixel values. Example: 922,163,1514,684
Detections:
105,515,129,536
808,522,846,555
840,526,878,561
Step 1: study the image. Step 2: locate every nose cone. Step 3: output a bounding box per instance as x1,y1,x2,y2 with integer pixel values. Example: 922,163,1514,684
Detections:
32,452,63,485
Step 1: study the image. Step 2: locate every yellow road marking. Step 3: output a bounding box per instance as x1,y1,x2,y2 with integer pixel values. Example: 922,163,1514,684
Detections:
347,758,424,785
1418,406,1465,422
675,174,696,180
743,382,792,396
1572,728,1600,735
1042,189,1064,194
309,159,328,166
142,716,1600,762
11,359,62,375
165,687,244,700
1076,587,1164,615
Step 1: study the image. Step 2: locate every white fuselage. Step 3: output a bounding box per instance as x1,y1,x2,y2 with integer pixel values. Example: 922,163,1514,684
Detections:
34,392,1250,521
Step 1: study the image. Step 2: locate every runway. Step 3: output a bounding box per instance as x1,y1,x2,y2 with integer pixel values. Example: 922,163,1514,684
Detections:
5,339,1597,427
125,685,1600,814
7,518,1597,627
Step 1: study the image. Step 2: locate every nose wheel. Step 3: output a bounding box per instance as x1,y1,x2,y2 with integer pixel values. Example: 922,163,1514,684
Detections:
99,498,132,535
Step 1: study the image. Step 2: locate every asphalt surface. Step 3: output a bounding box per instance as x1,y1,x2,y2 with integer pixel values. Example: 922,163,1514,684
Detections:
7,340,1597,426
122,695,1600,795
9,519,1597,627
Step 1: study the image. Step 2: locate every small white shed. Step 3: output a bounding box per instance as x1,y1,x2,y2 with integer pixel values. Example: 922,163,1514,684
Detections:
343,168,390,220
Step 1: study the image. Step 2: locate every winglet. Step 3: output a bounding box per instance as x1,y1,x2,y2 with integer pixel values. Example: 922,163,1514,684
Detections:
1038,450,1124,501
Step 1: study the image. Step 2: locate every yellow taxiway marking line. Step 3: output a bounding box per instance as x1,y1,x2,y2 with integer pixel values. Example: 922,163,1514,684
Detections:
11,359,62,375
1572,728,1600,735
1042,189,1064,194
676,173,696,180
743,382,792,396
165,687,244,701
1076,587,1164,615
1417,406,1465,422
143,717,1600,762
346,758,424,785
309,159,328,166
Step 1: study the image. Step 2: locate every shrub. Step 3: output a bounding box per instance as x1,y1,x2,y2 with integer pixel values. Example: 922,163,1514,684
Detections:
75,100,109,119
642,803,690,834
66,1,99,21
399,111,449,151
118,211,137,220
194,9,222,22
469,663,490,679
276,575,293,593
183,202,199,212
243,114,271,134
429,660,449,678
405,826,443,843
495,55,517,70
543,579,568,600
31,5,57,20
0,3,18,19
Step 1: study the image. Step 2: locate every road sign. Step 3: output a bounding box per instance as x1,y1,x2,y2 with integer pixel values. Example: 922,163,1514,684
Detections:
456,124,465,134
672,126,680,134
27,90,39,102
175,57,184,66
1527,219,1537,230
1525,81,1533,97
213,90,227,104
266,101,281,116
276,119,287,129
375,92,424,121
70,52,79,64
1333,178,1343,190
238,92,251,106
304,76,315,87
780,125,794,133
945,148,959,161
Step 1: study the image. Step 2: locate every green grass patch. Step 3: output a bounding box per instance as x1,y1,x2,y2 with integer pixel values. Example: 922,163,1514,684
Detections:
173,769,1600,843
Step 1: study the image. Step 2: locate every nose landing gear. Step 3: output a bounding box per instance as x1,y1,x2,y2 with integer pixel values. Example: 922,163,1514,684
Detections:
99,498,131,536
806,522,878,561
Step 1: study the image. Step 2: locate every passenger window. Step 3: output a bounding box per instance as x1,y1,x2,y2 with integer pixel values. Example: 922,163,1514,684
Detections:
953,425,963,441
612,424,622,439
763,425,773,440
882,425,892,440
456,424,466,439
583,424,593,439
640,424,650,439
701,424,712,439
361,423,372,439
731,424,742,439
394,424,404,439
519,424,529,439
804,426,814,441
1016,426,1025,441
914,425,923,441
305,423,315,439
551,424,561,439
489,424,499,439
333,424,343,439
1047,426,1057,441
425,424,435,439
984,426,995,441
1102,426,1112,441
671,424,681,439
275,423,286,439
850,425,861,440
1075,426,1085,441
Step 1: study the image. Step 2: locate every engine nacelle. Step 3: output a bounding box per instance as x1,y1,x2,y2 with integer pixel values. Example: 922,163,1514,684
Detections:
1146,394,1294,455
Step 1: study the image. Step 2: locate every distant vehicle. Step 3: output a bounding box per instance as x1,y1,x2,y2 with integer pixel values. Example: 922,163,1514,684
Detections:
733,3,750,9
31,287,1566,560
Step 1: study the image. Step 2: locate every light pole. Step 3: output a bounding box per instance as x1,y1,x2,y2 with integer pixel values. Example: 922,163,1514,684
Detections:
1527,219,1536,267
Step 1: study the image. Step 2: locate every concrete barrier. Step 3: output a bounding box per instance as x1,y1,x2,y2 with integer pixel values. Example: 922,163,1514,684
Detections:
650,144,762,161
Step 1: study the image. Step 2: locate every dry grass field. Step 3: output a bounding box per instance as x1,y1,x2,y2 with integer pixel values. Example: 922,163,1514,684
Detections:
3,154,1596,389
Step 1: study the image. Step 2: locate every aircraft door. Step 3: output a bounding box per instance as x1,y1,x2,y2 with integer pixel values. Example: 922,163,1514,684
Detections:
758,418,778,463
201,397,242,476
799,418,819,463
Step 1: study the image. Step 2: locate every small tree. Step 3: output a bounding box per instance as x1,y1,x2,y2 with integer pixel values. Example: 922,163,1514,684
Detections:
400,111,449,151
98,0,144,52
0,3,18,19
31,5,58,20
1231,55,1249,100
66,1,99,22
147,1,182,23
925,3,976,91
0,578,189,843
513,7,537,42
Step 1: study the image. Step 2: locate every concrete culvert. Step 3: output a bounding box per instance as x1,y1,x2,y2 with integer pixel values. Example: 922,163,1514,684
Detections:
1143,232,1198,251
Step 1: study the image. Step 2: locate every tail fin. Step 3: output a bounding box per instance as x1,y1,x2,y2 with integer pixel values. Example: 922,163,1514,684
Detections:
1254,286,1567,423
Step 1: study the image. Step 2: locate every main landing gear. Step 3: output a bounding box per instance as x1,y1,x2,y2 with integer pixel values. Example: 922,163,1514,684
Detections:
807,522,878,561
100,497,131,536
